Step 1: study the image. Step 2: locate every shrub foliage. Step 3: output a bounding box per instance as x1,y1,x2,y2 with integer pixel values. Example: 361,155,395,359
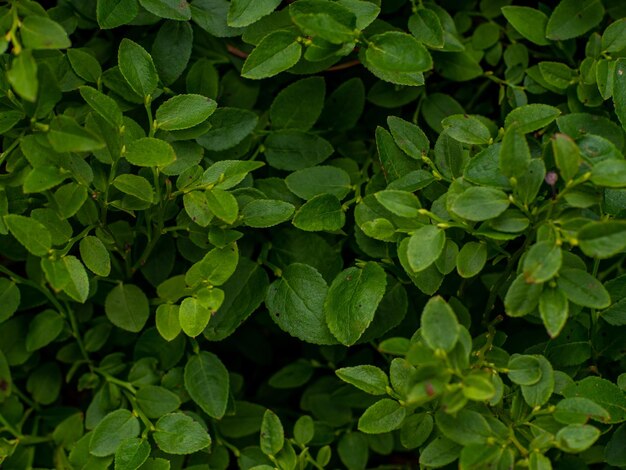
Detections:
1,0,626,468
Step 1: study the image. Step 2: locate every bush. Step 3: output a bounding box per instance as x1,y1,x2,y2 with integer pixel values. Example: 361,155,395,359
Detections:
1,0,626,468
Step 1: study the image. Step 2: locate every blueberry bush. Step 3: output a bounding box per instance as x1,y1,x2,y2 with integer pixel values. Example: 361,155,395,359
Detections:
1,0,626,468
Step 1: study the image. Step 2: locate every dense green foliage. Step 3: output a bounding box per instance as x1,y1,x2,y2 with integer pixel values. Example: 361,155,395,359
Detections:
1,0,626,468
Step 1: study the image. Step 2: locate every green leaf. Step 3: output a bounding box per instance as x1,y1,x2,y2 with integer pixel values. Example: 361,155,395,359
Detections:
504,104,561,134
408,8,444,48
400,413,433,449
155,304,181,341
48,115,105,153
205,188,238,224
8,50,38,102
198,108,259,151
451,187,510,221
556,424,600,452
406,225,446,272
266,263,336,345
118,39,158,97
557,269,610,309
523,241,562,283
292,194,345,232
376,127,420,182
97,0,139,29
501,6,549,46
154,413,211,454
419,437,462,468
0,279,20,323
153,21,193,86
504,274,542,317
338,432,368,470
289,0,356,44
113,174,154,203
105,284,150,332
374,190,421,218
578,221,626,259
336,365,389,395
156,94,217,131
387,116,430,160
185,245,238,287
21,16,71,50
270,77,325,131
420,296,459,352
114,438,150,470
264,130,333,171
79,236,111,277
605,424,626,466
554,397,610,424
4,214,51,256
456,242,487,279
539,287,569,338
521,355,554,407
602,18,626,52
324,262,387,346
26,310,63,352
260,410,284,455
552,133,581,182
79,86,124,129
228,0,281,27
546,0,604,41
136,385,181,419
293,415,315,446
285,166,351,200
68,49,102,83
138,0,191,20
89,410,140,457
499,128,530,178
124,137,176,167
508,355,542,386
179,297,211,337
184,351,230,419
358,399,406,434
563,377,626,423
435,409,492,445
441,115,491,145
591,159,626,187
364,32,432,86
241,199,295,227
241,31,302,79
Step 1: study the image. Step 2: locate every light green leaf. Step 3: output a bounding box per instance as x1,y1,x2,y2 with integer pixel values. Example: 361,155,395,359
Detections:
156,304,181,342
136,385,181,419
407,226,446,272
358,399,406,434
179,297,211,337
441,114,490,145
112,174,154,203
241,31,302,80
156,94,217,131
456,242,487,278
504,104,561,134
336,365,389,395
26,310,63,352
185,245,238,287
292,194,345,232
21,16,70,50
154,413,211,454
420,296,459,352
523,241,562,283
285,166,351,201
124,137,176,167
260,410,284,456
501,6,549,45
79,86,124,129
451,187,510,221
90,410,140,457
114,438,150,470
0,279,20,323
8,50,38,102
578,221,626,259
241,199,295,227
4,214,51,256
556,424,600,452
79,236,111,277
504,274,542,317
